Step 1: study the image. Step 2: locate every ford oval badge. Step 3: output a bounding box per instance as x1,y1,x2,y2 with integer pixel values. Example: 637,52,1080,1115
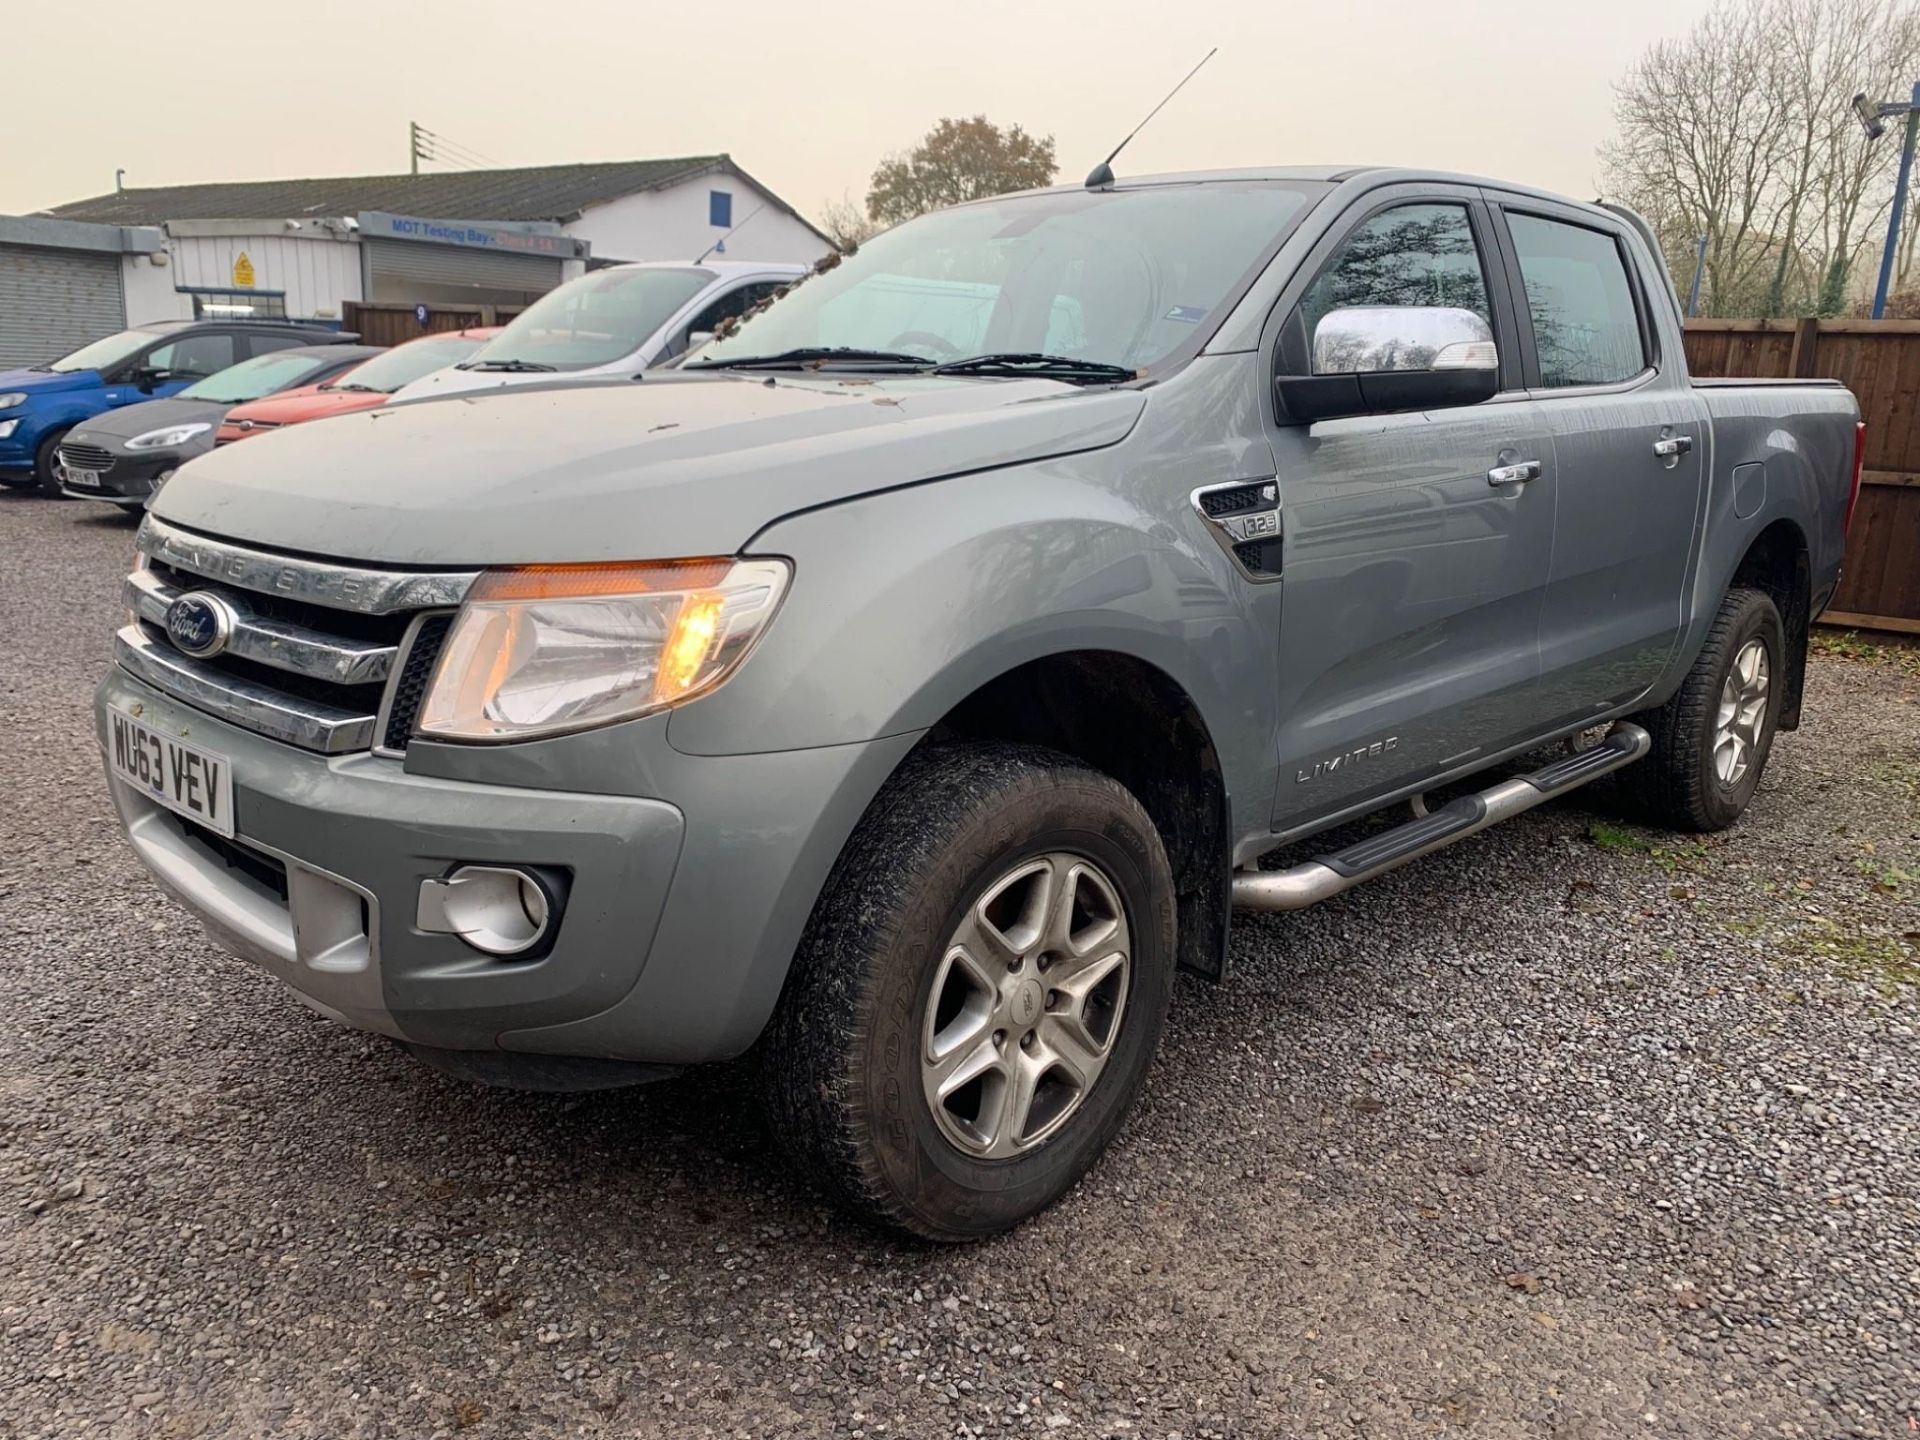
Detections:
164,591,237,659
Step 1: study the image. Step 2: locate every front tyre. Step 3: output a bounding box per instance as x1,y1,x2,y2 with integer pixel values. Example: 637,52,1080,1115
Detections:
1624,586,1783,832
33,429,71,499
762,742,1176,1241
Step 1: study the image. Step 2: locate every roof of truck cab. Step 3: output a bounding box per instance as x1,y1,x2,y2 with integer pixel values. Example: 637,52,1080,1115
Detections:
1009,165,1595,213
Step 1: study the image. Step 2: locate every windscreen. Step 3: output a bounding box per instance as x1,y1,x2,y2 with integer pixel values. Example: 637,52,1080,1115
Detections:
467,268,714,370
44,329,154,375
696,182,1324,372
179,350,338,403
329,335,485,393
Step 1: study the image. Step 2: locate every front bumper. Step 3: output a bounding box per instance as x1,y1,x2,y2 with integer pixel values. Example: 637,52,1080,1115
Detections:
97,666,918,1064
62,451,177,505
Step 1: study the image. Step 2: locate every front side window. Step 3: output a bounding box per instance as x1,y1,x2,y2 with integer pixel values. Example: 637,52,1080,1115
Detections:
695,182,1323,373
466,268,715,371
149,334,237,381
1302,203,1491,373
1506,213,1647,388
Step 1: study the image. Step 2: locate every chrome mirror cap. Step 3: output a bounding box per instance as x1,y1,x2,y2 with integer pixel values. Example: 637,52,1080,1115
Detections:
1312,305,1496,375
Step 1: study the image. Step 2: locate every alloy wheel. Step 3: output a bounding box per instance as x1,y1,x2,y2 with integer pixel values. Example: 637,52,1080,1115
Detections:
1713,637,1770,787
921,852,1132,1159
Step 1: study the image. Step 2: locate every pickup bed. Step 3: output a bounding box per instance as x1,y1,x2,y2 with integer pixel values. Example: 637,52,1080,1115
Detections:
97,165,1862,1239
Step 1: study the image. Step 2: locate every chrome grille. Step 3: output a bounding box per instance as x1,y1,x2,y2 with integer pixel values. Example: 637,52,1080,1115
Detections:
59,442,117,473
123,517,476,755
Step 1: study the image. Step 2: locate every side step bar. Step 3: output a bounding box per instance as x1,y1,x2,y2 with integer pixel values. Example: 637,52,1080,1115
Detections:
1231,723,1651,913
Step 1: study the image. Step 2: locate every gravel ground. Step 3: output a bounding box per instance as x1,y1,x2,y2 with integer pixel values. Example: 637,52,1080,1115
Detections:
1,490,1916,1440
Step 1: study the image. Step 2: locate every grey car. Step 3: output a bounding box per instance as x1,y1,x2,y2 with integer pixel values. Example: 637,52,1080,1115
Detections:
96,166,1860,1238
59,344,381,507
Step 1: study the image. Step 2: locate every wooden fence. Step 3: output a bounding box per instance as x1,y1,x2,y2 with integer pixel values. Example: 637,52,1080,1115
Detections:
340,301,524,349
1684,318,1920,634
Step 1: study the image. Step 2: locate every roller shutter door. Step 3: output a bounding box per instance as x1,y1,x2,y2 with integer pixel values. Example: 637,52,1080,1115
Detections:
0,245,126,368
364,240,562,298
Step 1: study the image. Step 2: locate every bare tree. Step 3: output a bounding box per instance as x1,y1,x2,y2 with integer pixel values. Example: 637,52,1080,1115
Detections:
1603,0,1920,317
815,192,880,253
1603,1,1795,316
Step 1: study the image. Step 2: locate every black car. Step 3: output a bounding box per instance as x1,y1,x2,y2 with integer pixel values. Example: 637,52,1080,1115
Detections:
59,344,382,508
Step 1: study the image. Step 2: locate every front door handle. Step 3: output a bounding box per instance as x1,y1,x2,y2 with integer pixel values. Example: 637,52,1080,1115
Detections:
1487,459,1542,487
1652,435,1694,458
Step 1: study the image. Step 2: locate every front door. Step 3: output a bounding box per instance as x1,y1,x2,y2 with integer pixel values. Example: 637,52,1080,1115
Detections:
1265,189,1561,830
1492,200,1711,721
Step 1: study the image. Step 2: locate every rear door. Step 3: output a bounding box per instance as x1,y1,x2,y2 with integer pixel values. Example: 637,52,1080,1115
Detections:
1488,198,1711,721
1264,184,1561,827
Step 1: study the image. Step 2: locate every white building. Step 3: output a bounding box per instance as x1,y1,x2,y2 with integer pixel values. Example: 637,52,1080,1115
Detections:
39,155,830,327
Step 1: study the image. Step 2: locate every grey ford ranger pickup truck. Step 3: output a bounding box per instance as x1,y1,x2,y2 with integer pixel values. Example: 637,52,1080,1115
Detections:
98,167,1864,1239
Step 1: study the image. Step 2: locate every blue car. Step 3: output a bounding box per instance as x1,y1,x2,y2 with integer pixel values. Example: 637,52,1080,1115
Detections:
0,319,349,495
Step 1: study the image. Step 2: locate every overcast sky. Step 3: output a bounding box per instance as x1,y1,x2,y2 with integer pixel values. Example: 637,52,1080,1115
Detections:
5,0,1722,221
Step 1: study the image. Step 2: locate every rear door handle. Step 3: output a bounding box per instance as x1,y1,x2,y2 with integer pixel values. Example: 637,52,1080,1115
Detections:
1487,459,1542,487
1653,435,1694,458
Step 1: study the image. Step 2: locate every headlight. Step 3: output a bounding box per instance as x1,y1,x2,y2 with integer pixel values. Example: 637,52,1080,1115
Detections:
0,393,26,410
416,557,790,741
125,423,211,451
0,419,17,439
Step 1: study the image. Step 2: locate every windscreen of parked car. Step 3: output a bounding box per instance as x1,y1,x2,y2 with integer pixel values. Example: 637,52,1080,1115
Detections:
328,335,486,393
178,350,346,404
462,268,715,371
694,182,1326,373
39,329,157,375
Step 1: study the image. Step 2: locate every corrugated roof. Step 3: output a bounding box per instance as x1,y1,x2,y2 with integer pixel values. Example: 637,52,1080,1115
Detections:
44,156,730,226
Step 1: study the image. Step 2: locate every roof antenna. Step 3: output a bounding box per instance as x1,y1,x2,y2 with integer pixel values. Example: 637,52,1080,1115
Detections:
693,203,765,265
1085,47,1217,190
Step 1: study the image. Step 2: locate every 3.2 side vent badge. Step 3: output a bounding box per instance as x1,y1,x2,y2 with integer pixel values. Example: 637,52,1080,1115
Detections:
1192,480,1283,579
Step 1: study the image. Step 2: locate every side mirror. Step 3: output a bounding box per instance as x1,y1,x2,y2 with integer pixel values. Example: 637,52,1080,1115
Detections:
132,366,169,392
1275,305,1498,425
689,330,715,350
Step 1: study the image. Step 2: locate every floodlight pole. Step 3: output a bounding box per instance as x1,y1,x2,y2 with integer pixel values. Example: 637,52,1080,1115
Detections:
1686,233,1708,317
1871,82,1920,319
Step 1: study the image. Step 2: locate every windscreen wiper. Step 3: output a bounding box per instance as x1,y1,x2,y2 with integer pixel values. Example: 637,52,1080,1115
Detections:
684,346,931,371
929,353,1137,383
460,359,558,373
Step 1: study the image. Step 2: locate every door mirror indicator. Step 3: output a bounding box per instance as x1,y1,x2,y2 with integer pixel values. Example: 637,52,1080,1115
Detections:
1277,305,1498,426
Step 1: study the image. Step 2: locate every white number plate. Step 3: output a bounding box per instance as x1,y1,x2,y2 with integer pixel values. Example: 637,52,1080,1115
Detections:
64,466,101,489
107,708,235,838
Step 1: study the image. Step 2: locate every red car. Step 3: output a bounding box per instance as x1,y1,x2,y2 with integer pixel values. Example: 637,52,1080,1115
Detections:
215,328,500,444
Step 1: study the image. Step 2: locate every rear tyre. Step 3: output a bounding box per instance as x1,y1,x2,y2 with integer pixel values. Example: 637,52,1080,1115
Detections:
32,430,71,499
1622,586,1783,832
761,742,1177,1241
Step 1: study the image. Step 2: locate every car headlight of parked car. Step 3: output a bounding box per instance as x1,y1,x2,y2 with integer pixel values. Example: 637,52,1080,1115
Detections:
0,393,27,409
125,423,212,451
417,557,790,741
0,419,18,439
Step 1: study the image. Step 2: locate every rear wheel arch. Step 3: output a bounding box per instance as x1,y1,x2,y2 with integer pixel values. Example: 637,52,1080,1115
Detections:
1727,519,1811,729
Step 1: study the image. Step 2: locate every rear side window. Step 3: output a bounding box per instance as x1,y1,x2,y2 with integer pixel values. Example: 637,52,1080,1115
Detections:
243,333,309,359
1506,214,1647,388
